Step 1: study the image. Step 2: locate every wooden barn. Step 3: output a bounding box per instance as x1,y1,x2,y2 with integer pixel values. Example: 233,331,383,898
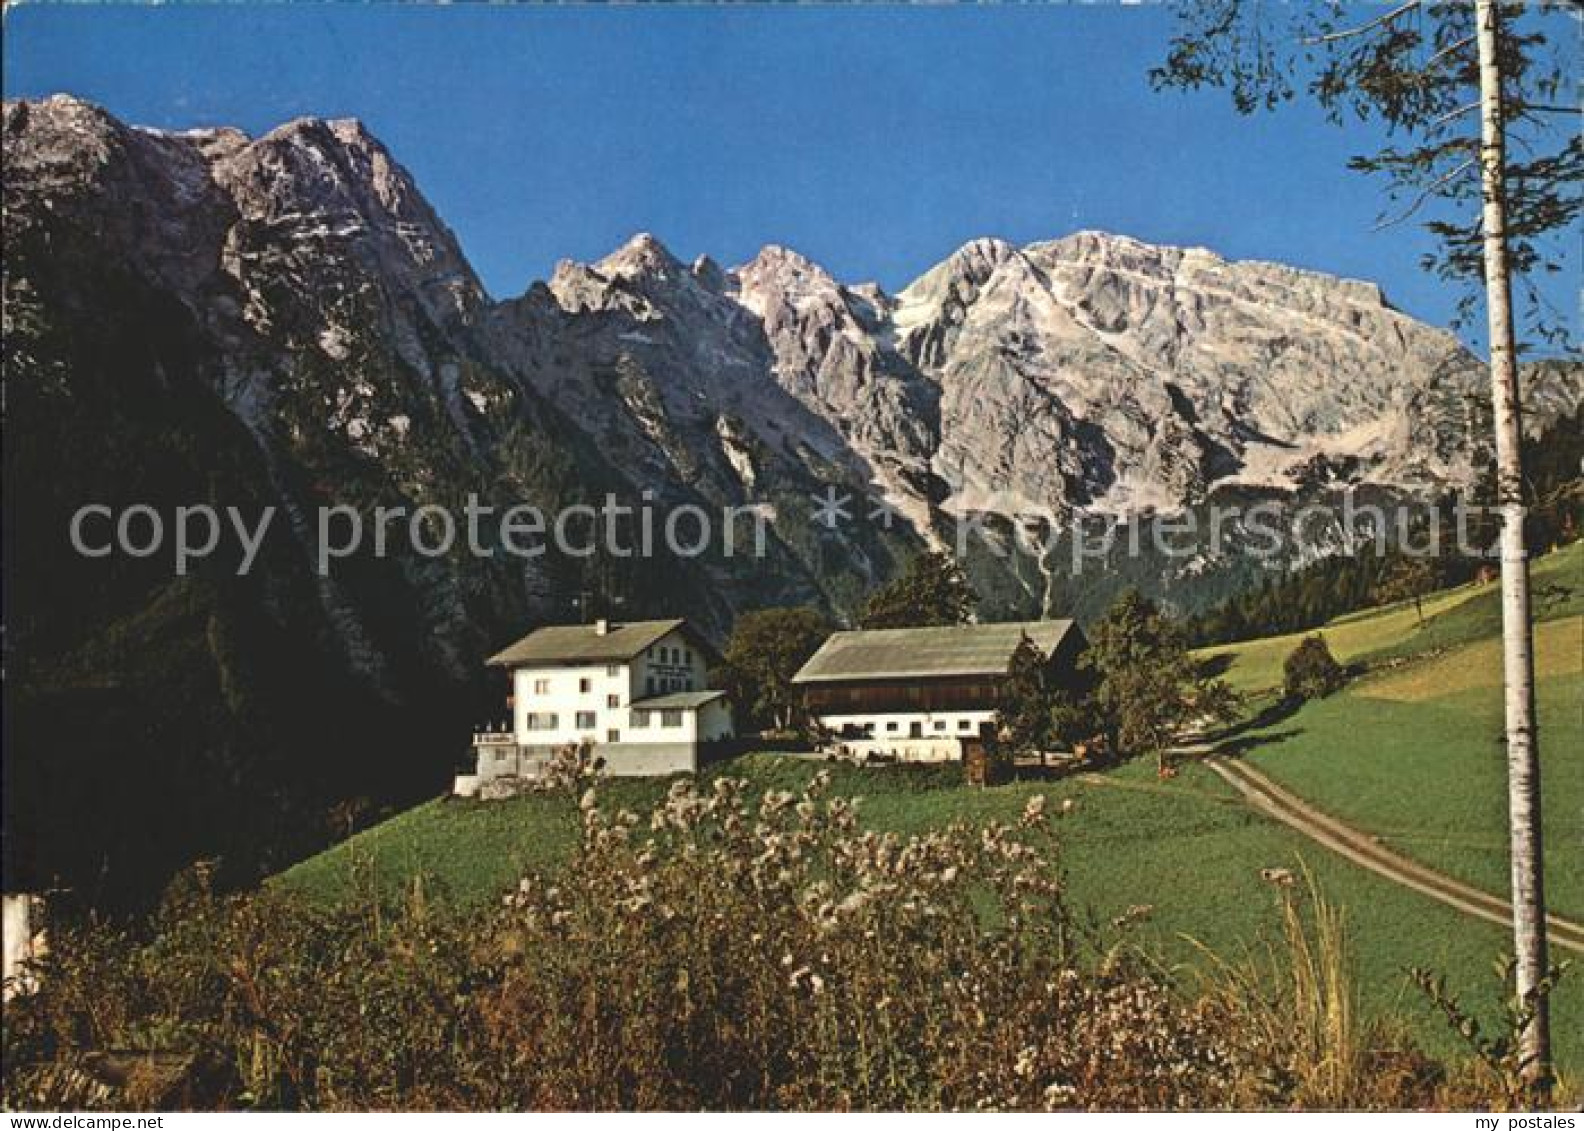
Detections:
791,619,1087,761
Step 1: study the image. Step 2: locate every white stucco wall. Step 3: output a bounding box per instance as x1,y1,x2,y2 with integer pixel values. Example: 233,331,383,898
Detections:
812,708,992,763
513,661,634,746
486,628,729,783
697,697,734,741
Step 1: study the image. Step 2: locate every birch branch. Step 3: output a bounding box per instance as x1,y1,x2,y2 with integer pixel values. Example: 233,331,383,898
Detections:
1303,0,1420,45
1429,101,1481,131
1425,34,1475,70
1373,156,1478,229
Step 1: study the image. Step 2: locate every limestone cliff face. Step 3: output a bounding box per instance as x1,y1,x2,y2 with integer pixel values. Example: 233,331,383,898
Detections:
6,95,544,697
894,231,1495,518
523,222,1554,553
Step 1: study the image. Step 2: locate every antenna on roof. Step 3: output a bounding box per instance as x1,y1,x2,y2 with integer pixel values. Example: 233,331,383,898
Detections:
573,588,628,624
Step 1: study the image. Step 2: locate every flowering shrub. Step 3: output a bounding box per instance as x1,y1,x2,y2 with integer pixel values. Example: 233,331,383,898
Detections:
483,773,1238,1110
0,769,1506,1111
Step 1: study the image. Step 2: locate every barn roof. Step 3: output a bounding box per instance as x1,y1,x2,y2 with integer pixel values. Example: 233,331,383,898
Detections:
792,620,1081,685
487,619,694,667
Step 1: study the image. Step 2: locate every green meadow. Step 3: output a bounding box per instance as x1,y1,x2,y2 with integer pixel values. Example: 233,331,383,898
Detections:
1198,540,1582,695
278,754,1581,1071
1199,541,1581,917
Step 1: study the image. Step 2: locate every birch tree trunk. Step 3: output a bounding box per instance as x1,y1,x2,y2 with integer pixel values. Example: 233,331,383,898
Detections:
1473,0,1551,1094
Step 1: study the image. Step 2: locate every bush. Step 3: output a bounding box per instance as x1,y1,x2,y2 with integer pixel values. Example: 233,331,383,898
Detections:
1283,634,1347,702
0,772,1511,1111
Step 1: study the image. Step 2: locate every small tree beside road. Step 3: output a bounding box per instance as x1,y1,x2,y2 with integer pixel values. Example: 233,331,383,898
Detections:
1084,590,1240,776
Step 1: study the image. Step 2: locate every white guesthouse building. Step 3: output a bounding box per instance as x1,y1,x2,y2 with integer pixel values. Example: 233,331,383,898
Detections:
458,618,733,794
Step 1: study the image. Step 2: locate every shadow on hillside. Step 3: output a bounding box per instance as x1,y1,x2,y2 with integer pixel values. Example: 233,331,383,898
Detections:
1212,727,1303,758
1198,695,1307,760
1196,653,1235,679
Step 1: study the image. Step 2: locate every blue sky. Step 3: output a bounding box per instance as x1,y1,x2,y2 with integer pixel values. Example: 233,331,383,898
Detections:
4,4,1577,352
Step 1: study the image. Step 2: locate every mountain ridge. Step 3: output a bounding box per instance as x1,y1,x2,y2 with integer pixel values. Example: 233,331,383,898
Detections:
11,94,1582,629
11,94,1581,636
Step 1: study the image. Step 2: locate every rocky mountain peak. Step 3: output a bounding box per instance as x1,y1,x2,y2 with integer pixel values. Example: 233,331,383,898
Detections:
1031,228,1396,321
690,253,728,292
899,236,1017,300
205,114,485,339
597,231,685,280
547,233,715,323
4,94,128,185
891,236,1019,369
258,114,355,143
218,114,413,219
5,92,118,136
1037,227,1171,259
738,242,826,278
733,243,847,320
326,117,376,145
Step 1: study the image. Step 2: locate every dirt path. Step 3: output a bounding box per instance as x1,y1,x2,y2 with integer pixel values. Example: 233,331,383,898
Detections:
1200,753,1584,955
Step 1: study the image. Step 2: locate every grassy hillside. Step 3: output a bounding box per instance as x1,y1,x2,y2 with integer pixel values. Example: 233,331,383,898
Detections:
1198,540,1582,695
276,541,1583,1072
278,752,1581,1071
1199,544,1582,922
1199,542,1581,912
1240,646,1581,916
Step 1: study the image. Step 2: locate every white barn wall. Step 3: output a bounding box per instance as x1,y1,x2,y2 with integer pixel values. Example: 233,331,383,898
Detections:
819,707,992,763
819,708,995,741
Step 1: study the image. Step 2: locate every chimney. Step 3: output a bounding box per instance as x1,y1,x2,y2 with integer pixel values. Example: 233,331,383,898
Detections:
594,618,610,636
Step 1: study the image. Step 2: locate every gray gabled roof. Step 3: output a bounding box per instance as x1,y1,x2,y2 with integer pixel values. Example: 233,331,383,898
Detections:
791,620,1079,685
487,619,690,667
630,690,728,710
